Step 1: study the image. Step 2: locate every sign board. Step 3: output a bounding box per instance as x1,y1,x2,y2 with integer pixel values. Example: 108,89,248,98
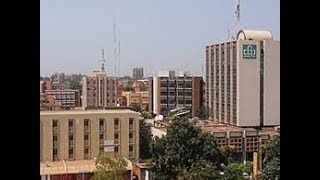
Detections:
243,44,257,59
104,146,114,152
104,140,114,146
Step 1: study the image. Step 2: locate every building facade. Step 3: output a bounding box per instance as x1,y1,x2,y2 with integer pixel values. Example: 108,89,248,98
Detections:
82,71,117,109
40,109,140,163
205,30,280,127
150,71,203,117
45,89,80,110
133,68,144,80
123,91,150,111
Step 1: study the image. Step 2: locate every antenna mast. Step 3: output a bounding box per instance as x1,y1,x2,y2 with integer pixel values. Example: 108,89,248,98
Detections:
101,48,105,72
235,0,240,38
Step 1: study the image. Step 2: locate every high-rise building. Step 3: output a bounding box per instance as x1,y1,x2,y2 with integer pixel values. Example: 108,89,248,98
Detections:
205,30,279,127
82,49,117,109
149,71,203,117
82,70,117,109
133,68,144,79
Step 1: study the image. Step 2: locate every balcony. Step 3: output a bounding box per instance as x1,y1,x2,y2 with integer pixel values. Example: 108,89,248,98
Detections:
53,127,58,133
84,126,90,132
53,141,58,148
84,140,90,146
129,151,134,158
69,140,74,147
129,138,134,143
114,125,119,130
69,127,74,133
114,139,119,144
99,139,104,145
99,125,105,131
129,124,133,130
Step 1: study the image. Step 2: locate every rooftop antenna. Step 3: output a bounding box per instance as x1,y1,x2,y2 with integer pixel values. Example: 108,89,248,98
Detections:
227,24,230,40
101,48,105,72
113,17,117,76
234,0,240,39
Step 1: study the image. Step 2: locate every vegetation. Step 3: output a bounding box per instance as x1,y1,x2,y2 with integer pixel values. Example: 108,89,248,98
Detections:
91,153,127,180
141,111,152,119
139,119,152,159
261,136,280,180
150,116,227,179
129,102,141,112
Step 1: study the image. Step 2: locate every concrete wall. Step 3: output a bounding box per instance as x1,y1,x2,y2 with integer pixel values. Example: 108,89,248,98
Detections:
263,40,280,126
238,40,261,127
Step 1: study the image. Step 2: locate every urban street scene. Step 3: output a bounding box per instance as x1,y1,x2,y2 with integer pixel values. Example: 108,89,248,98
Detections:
40,0,280,179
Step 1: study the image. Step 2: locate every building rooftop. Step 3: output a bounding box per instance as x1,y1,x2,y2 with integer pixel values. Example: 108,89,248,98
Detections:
40,109,140,116
40,159,133,175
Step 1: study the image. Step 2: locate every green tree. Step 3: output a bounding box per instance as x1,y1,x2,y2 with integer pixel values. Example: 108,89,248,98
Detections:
177,160,220,180
129,102,141,112
150,117,227,179
261,136,280,180
221,162,252,180
91,153,127,180
141,111,152,119
139,119,152,159
70,80,80,90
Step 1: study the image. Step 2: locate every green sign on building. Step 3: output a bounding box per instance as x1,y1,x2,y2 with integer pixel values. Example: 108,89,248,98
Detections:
243,44,257,59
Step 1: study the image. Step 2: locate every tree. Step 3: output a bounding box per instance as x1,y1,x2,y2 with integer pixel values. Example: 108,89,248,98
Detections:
261,136,280,180
91,153,127,180
177,160,220,180
70,80,80,90
139,119,152,159
141,111,152,119
221,163,252,180
129,102,141,112
150,117,227,179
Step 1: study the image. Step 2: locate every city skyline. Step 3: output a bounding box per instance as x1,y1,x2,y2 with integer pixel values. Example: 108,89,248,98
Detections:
41,0,279,77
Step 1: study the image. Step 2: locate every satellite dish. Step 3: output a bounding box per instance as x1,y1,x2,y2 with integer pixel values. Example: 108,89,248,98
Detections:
155,115,163,120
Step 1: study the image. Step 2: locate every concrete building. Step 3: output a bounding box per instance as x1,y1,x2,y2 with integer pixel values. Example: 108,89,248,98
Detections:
82,70,117,109
40,80,52,94
150,71,204,117
40,109,140,163
122,91,150,111
205,30,280,127
45,89,80,110
133,67,144,79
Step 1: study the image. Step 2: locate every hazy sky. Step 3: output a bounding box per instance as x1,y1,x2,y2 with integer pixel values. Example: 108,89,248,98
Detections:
40,0,280,77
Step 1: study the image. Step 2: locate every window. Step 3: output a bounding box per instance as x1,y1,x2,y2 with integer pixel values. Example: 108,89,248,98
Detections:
129,118,133,125
84,134,89,140
53,135,58,141
84,148,89,154
99,134,104,140
129,132,133,138
114,118,119,125
68,119,74,127
114,146,119,152
69,135,73,141
69,148,73,158
99,119,104,126
53,148,58,156
84,119,89,126
114,133,119,139
129,145,133,152
53,120,58,127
